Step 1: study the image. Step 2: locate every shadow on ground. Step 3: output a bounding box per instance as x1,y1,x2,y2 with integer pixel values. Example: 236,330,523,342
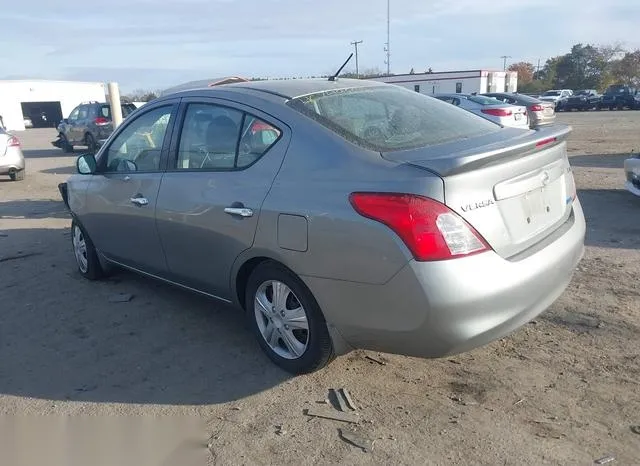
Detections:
569,153,631,169
578,188,640,249
0,199,69,220
0,227,290,405
40,165,76,175
22,149,75,159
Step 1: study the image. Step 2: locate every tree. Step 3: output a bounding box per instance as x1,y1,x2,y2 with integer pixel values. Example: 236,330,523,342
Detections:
409,68,415,74
612,50,640,86
125,89,159,102
508,62,535,85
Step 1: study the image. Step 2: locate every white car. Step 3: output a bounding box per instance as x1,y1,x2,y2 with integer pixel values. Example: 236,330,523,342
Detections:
434,93,529,129
624,154,640,197
539,89,573,109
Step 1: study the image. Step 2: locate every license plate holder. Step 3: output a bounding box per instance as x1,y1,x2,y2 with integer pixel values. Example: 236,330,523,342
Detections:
522,188,554,226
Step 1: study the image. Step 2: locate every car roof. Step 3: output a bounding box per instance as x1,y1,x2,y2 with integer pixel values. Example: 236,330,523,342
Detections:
163,78,387,100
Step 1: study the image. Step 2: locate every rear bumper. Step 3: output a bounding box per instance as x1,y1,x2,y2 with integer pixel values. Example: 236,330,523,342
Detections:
304,200,586,358
0,147,25,174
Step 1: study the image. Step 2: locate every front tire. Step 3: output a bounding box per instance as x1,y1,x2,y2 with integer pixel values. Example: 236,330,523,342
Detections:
245,261,334,374
85,133,98,154
71,219,103,280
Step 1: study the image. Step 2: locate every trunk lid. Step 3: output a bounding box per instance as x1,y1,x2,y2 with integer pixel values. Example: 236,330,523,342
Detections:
381,125,576,259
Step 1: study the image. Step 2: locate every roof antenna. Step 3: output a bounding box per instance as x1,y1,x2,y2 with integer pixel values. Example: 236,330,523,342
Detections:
328,53,354,81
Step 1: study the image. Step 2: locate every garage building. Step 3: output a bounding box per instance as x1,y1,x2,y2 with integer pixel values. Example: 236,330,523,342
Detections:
368,69,518,95
0,80,106,131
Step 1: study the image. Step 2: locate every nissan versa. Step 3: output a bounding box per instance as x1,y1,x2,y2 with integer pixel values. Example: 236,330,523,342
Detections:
59,79,586,374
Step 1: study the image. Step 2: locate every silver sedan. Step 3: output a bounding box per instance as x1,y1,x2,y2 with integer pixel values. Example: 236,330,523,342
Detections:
60,79,585,373
433,93,529,129
0,128,25,181
624,154,640,197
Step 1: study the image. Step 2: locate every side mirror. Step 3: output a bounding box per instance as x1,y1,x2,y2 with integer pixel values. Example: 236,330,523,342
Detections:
77,153,97,175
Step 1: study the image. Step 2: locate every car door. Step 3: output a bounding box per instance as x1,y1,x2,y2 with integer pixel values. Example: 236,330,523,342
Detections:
155,98,290,300
80,101,178,275
72,105,90,143
66,106,81,143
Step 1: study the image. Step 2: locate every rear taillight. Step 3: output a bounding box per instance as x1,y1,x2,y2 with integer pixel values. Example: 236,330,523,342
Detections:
481,108,512,117
94,117,109,125
529,104,544,112
349,193,491,261
7,136,20,147
536,137,557,148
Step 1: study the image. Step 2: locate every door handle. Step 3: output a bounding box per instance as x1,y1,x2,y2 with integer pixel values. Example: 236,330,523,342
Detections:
130,197,149,206
224,207,253,218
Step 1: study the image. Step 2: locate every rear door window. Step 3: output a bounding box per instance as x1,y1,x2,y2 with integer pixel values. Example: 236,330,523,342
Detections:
288,86,500,152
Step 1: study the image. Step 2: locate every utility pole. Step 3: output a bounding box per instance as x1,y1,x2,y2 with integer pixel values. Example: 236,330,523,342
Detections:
384,0,391,75
107,82,123,129
351,40,363,78
536,58,541,78
500,55,512,71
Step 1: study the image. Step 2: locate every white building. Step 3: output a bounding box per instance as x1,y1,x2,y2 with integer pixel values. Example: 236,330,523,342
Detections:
0,80,106,131
368,70,518,95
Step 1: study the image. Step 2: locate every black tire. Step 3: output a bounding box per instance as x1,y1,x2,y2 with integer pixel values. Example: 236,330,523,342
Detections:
59,134,74,153
245,261,334,374
9,169,25,181
85,133,98,154
71,219,104,280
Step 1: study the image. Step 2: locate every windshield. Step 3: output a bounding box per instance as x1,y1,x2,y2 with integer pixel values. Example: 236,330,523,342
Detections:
574,90,589,95
287,86,501,152
99,104,137,119
467,95,503,106
543,91,561,96
604,85,628,95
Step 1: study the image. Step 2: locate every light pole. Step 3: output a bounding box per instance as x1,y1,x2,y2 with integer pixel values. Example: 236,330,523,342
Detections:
384,0,391,75
500,55,512,71
351,40,363,78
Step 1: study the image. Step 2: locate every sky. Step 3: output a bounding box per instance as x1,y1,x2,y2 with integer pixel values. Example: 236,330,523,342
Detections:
1,0,639,93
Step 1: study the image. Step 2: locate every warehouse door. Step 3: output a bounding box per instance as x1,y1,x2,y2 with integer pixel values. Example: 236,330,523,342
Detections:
21,101,63,128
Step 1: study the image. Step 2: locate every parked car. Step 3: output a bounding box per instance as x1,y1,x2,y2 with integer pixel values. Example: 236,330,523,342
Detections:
483,92,555,128
434,93,529,128
624,152,640,197
563,90,601,111
0,128,25,181
23,116,33,128
539,89,573,110
52,101,138,153
599,85,640,110
59,78,585,374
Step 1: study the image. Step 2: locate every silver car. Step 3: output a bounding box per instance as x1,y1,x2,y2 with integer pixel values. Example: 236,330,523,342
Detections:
624,153,640,197
434,93,529,129
0,129,25,181
60,79,585,374
483,92,556,129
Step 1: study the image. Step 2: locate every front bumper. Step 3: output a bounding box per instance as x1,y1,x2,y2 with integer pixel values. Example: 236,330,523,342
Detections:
305,200,586,358
624,157,640,197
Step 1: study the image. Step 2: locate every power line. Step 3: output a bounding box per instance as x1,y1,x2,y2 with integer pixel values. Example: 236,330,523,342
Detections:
351,40,363,78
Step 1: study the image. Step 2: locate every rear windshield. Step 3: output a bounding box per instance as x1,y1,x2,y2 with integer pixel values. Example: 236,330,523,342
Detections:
509,94,543,104
543,91,561,96
467,95,502,106
286,86,501,152
99,104,137,119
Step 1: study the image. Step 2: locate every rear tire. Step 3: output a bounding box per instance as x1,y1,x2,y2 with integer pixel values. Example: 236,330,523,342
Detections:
245,261,334,374
9,169,25,181
85,133,98,154
71,219,104,280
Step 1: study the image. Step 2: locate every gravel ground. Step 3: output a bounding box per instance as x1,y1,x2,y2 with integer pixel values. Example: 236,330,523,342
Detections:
0,112,639,465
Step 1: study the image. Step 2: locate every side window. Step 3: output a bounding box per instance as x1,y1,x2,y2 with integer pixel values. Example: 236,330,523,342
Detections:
68,107,80,121
237,115,281,168
176,103,280,170
104,106,173,173
77,105,88,120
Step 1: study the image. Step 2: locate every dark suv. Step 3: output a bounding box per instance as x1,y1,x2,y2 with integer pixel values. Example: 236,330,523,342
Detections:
564,89,600,111
599,85,640,110
53,101,137,153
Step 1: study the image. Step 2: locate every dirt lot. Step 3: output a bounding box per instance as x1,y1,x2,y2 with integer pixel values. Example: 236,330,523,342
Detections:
1,112,639,465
